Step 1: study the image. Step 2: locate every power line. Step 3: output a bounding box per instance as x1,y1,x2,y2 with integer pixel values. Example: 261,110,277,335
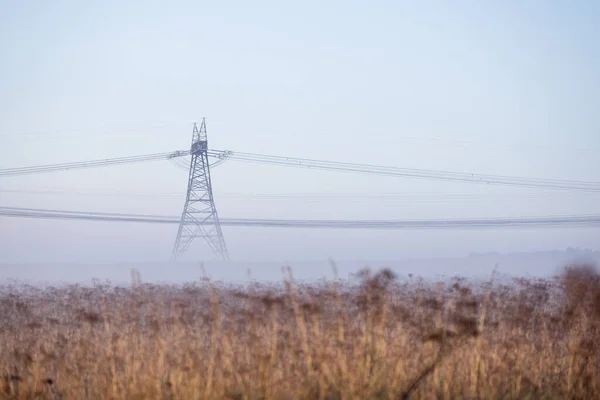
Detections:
0,150,190,177
207,149,600,192
4,187,599,206
168,157,190,172
2,206,599,229
2,146,600,193
167,152,230,172
3,187,596,198
0,150,230,177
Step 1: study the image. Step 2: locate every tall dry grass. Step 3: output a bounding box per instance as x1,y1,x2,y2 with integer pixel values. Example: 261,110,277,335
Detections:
1,263,599,399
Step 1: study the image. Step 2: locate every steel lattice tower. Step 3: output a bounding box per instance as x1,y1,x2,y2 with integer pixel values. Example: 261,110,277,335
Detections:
172,119,229,260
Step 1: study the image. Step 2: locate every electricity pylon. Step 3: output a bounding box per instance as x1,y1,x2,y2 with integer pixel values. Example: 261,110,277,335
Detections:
172,119,229,260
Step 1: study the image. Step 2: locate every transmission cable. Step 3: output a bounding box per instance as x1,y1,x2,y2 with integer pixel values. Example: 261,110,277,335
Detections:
2,206,600,229
3,147,600,192
207,149,600,192
0,150,190,177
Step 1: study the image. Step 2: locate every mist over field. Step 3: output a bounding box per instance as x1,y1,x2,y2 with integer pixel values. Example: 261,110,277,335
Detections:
2,249,599,286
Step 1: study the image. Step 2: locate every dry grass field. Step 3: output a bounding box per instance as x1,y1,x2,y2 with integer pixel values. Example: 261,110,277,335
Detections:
1,263,599,399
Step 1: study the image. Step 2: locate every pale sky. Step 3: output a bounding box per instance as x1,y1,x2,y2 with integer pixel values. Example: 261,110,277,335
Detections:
1,1,599,272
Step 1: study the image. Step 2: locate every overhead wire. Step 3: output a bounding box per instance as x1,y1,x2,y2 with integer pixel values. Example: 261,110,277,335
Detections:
3,188,599,208
0,149,233,177
0,150,190,177
168,157,190,172
167,153,230,172
207,149,600,192
1,147,599,193
1,206,600,229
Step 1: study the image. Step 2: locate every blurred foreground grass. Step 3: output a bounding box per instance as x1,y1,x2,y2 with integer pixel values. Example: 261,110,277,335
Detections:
1,264,599,399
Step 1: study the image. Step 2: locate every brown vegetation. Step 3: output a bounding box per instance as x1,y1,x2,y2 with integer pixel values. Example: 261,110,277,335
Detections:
1,263,599,399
